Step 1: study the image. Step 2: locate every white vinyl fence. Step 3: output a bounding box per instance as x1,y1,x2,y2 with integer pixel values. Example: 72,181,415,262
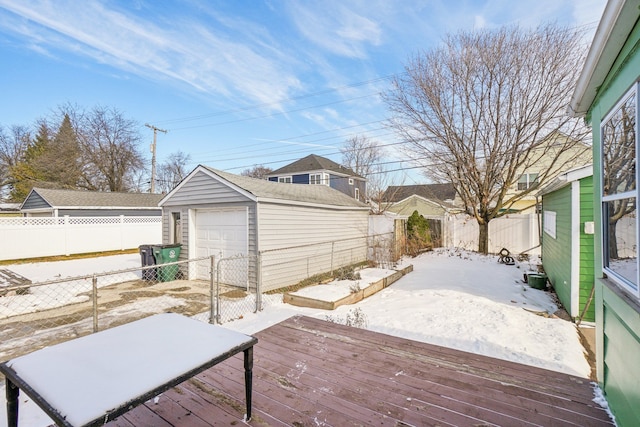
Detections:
0,216,162,261
444,213,541,256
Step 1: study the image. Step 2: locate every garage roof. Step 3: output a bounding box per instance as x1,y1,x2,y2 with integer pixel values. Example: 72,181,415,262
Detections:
207,167,368,208
21,187,163,210
161,165,369,209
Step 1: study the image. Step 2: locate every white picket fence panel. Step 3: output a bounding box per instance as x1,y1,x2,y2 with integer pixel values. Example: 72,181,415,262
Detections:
0,216,162,261
444,213,541,256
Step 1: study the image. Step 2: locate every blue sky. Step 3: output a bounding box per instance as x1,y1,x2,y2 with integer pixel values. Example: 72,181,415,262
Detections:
0,0,606,185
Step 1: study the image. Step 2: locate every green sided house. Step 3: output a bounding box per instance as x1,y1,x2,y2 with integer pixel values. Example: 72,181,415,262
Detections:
538,165,595,322
569,1,640,425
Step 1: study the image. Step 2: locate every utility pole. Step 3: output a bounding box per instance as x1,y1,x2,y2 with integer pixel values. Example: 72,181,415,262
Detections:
145,123,167,193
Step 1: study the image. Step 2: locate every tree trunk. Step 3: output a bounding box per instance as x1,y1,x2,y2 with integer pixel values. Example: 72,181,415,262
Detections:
478,221,489,254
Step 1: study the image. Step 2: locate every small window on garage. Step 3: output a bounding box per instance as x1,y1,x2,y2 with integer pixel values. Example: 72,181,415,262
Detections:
171,212,182,244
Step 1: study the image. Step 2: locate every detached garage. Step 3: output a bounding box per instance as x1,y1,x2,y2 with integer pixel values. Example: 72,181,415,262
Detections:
159,165,370,291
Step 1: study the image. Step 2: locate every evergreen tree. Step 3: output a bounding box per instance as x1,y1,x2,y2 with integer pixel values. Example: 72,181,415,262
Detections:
8,122,51,200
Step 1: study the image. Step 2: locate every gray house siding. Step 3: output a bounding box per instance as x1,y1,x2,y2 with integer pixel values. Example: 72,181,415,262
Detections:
21,192,49,210
161,170,251,206
161,171,256,262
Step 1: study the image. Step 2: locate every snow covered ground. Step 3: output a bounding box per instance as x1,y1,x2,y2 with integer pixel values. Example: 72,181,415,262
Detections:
1,247,610,426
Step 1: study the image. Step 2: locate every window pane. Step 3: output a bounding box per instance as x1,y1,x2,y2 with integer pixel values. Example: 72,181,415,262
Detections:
603,92,636,197
604,198,637,287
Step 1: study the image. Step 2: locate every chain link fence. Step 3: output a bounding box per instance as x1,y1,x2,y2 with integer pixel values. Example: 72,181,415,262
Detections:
0,255,260,362
1,232,401,362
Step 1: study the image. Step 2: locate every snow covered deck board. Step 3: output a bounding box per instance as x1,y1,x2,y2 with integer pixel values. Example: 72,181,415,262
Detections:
100,315,613,426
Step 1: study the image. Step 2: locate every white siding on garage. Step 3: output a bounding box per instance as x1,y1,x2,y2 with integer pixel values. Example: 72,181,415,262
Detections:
258,203,369,291
258,203,368,249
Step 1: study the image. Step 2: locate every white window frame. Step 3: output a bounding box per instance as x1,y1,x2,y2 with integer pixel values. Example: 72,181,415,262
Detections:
309,173,329,186
349,178,354,185
517,173,539,191
543,211,556,239
355,187,360,201
601,83,639,298
278,176,292,184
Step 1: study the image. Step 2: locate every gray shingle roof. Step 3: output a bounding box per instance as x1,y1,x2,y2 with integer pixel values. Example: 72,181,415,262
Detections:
203,166,368,208
268,154,364,179
383,184,457,204
27,188,163,208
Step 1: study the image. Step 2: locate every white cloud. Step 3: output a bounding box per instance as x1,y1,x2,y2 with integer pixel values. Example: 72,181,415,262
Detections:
288,2,381,59
0,0,302,109
474,15,487,29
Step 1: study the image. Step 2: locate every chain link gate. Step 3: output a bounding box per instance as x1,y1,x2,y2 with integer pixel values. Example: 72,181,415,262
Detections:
211,254,260,324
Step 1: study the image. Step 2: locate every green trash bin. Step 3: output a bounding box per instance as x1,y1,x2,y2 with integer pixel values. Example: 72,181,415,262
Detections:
152,244,182,282
527,273,547,290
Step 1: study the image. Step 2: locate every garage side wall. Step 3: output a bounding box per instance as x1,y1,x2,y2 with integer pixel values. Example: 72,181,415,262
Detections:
258,203,369,291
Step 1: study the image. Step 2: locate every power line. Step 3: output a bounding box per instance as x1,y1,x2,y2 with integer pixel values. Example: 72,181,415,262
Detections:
153,73,402,126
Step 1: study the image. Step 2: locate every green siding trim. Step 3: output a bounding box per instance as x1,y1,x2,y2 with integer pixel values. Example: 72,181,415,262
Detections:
578,176,595,322
542,185,572,315
601,281,640,427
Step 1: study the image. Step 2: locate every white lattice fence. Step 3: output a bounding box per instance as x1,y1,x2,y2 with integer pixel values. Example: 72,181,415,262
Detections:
0,216,162,261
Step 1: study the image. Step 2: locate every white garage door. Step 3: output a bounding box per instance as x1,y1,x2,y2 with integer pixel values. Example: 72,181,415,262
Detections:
195,208,248,281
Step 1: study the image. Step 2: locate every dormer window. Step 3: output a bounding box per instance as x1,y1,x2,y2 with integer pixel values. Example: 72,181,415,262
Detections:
310,173,329,185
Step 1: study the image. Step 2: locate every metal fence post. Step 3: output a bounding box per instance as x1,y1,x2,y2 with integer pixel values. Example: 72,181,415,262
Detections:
215,257,221,324
256,253,262,313
209,255,215,324
331,241,335,275
92,275,98,333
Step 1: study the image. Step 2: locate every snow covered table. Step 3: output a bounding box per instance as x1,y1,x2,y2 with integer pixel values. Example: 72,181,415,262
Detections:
1,313,258,426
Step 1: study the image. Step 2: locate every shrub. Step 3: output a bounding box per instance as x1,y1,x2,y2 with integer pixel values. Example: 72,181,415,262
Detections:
406,210,432,256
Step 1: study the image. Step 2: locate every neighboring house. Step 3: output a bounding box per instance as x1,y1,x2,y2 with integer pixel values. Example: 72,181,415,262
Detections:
159,165,370,292
569,1,640,425
20,188,163,217
537,165,595,322
0,203,20,217
382,184,464,248
507,132,592,213
265,154,366,202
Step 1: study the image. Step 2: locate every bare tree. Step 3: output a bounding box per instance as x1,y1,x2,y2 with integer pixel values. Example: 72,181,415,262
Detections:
0,125,32,201
385,24,590,253
241,164,273,179
602,93,636,260
156,151,191,193
74,106,145,192
340,135,394,211
341,135,382,178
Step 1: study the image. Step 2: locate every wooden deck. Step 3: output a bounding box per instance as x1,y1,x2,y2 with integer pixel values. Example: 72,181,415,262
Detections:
105,315,613,426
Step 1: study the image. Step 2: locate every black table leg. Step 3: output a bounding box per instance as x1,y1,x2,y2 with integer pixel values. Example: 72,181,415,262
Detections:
6,378,19,427
243,346,254,421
